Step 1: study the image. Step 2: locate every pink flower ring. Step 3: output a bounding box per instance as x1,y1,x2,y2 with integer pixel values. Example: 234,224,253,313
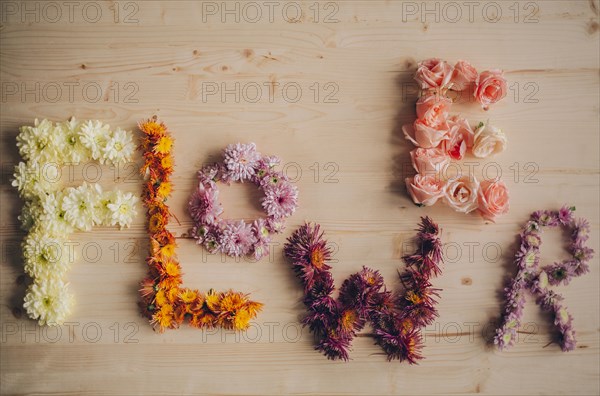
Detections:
189,143,299,259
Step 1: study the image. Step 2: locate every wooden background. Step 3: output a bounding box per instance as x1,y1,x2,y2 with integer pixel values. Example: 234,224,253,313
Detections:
1,1,599,394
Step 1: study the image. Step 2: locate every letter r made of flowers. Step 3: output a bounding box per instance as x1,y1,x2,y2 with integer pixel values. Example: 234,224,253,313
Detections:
12,118,139,325
137,117,263,332
283,217,444,363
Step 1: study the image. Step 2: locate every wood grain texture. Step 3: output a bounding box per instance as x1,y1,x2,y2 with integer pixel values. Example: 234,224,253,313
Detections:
1,1,599,394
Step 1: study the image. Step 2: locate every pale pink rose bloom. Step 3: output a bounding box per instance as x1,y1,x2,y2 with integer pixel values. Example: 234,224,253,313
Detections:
410,147,450,175
403,120,449,149
416,94,452,127
472,122,507,158
451,60,478,91
444,176,479,213
478,179,509,221
474,70,507,110
442,116,475,160
414,58,454,90
406,174,445,206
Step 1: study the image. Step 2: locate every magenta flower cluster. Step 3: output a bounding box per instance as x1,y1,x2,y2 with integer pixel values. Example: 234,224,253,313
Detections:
494,206,594,352
283,217,443,363
189,143,298,259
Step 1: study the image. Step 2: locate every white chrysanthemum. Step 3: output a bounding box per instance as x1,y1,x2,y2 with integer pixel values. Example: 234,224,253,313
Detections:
38,191,74,236
23,277,73,326
22,229,71,279
53,118,90,164
103,127,135,165
61,183,102,231
11,161,56,199
16,119,61,164
106,190,139,228
79,119,111,162
18,198,42,231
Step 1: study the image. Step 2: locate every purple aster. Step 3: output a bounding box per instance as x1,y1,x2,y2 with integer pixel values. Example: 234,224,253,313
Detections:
338,267,383,317
197,163,222,186
266,217,286,233
543,262,575,286
317,333,352,361
259,170,288,189
569,240,595,263
284,223,332,269
223,142,261,182
254,155,281,180
520,230,542,250
188,183,222,225
203,231,221,254
191,224,209,244
261,181,298,219
252,238,271,260
252,218,270,242
373,324,423,364
558,205,574,225
219,220,257,257
573,217,590,242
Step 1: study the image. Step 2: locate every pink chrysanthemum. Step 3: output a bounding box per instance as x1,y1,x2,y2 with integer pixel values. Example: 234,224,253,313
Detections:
188,183,222,225
219,220,257,257
223,143,261,182
262,182,298,219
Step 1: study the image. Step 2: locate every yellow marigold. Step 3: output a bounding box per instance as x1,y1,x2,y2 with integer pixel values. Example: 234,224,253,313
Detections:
205,289,222,312
233,309,252,330
158,275,181,290
152,304,174,331
191,312,217,329
161,155,173,170
139,119,166,137
173,305,186,325
167,286,179,303
155,289,168,306
220,292,245,312
179,288,198,304
154,135,173,155
148,213,165,234
245,301,263,317
163,260,181,278
156,182,172,199
160,242,177,259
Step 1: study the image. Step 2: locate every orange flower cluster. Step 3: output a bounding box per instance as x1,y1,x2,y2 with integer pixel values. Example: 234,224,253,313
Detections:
138,116,263,332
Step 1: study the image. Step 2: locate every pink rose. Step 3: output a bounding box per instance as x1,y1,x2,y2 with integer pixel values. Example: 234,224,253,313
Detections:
451,60,478,91
406,174,445,206
442,116,474,160
478,179,509,221
444,176,479,213
410,148,450,175
416,94,452,127
414,58,454,90
403,120,449,149
474,70,507,110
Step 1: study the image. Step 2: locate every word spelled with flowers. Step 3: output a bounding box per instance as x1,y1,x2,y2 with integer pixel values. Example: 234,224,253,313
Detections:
189,143,298,259
494,206,594,352
12,118,138,325
403,59,510,221
138,117,262,332
283,217,443,363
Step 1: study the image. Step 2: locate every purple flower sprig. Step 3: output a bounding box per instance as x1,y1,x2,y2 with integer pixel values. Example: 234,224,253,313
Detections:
283,217,444,363
371,216,444,363
189,143,298,259
494,205,594,352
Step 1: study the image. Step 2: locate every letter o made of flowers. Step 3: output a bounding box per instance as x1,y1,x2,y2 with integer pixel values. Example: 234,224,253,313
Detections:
12,118,139,325
189,143,299,259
